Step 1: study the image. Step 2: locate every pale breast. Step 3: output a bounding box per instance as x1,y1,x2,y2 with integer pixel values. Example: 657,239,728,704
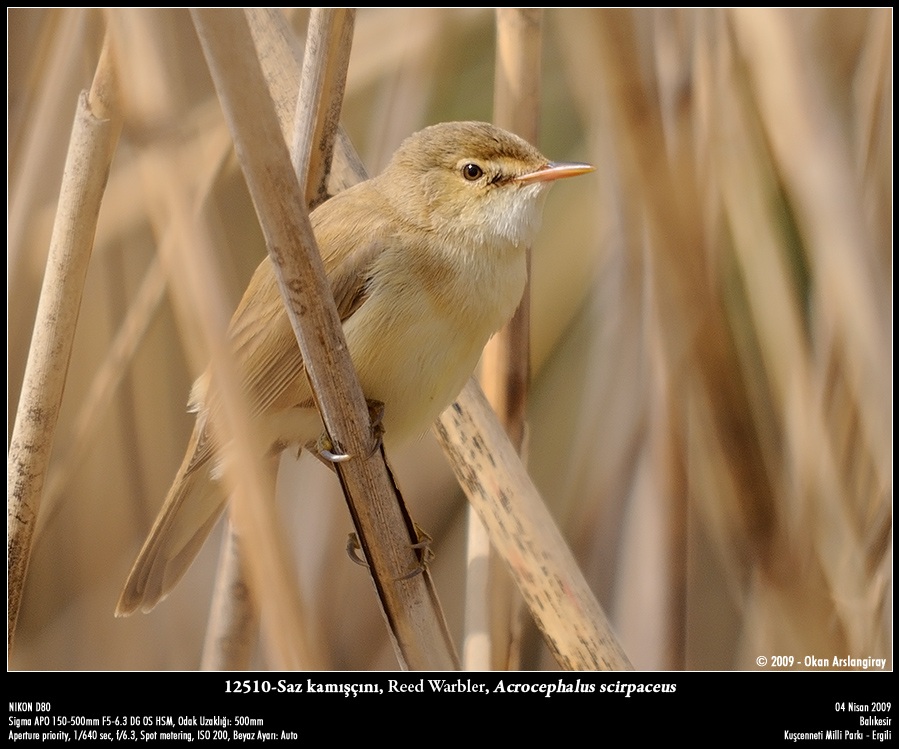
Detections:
341,240,527,444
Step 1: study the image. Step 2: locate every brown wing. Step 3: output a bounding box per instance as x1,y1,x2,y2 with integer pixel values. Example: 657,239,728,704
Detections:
186,181,391,471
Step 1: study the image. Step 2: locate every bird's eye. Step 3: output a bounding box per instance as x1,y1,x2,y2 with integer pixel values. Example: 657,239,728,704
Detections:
461,163,484,181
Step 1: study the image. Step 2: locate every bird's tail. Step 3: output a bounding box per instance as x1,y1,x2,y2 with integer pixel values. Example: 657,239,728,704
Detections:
115,425,225,617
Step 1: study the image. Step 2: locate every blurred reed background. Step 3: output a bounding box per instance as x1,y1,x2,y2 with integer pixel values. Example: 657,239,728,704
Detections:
8,8,891,670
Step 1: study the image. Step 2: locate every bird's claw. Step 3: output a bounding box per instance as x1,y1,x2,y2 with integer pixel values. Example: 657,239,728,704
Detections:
365,399,386,458
346,533,368,567
315,400,386,464
317,434,352,463
344,525,435,580
399,525,434,580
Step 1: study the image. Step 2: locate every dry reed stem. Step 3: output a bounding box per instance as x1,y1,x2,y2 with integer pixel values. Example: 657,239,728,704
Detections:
717,8,889,658
648,7,694,670
12,7,881,672
730,8,890,498
595,8,777,566
466,7,543,671
192,8,458,671
560,8,889,665
112,7,321,668
291,8,354,209
550,9,734,668
201,522,260,670
481,7,541,449
256,7,457,671
36,256,166,539
203,7,355,671
199,8,345,671
360,8,449,170
705,26,841,656
853,8,891,274
244,10,369,196
437,379,633,670
486,4,542,450
8,9,95,274
731,7,889,464
462,509,492,670
7,35,122,651
136,129,321,668
164,181,317,670
249,9,466,670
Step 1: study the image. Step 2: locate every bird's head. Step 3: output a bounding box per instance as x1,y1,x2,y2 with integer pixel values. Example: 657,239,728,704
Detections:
380,121,593,250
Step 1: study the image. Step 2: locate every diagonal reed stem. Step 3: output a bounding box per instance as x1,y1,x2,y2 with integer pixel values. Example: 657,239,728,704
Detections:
7,36,122,652
437,379,634,670
191,7,458,671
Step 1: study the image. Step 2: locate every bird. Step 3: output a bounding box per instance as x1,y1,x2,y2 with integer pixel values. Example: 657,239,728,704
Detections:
115,120,594,616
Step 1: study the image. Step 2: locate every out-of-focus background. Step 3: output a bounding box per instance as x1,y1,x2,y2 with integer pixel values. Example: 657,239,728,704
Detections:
8,8,891,670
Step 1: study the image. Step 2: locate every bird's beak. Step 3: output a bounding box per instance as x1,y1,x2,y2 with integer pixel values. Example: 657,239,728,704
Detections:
515,161,595,185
